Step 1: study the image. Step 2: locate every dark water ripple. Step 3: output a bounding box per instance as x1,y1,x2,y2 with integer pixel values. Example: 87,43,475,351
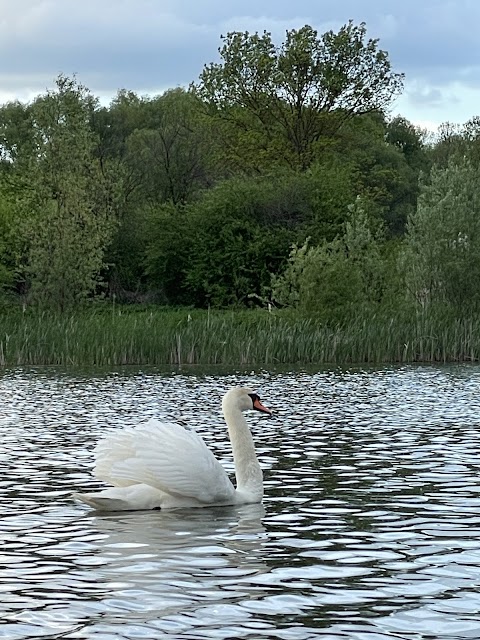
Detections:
2,365,480,639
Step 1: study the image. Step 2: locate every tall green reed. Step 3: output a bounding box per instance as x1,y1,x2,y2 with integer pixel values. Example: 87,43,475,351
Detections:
0,307,479,366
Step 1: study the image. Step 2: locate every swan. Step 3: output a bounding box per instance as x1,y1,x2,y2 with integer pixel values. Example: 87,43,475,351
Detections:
73,387,272,511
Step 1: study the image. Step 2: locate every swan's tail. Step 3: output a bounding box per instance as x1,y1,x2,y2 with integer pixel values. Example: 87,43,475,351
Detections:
72,491,133,511
72,484,166,511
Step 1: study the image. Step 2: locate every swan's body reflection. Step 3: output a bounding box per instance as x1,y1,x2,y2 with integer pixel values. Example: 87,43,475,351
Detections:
89,504,268,625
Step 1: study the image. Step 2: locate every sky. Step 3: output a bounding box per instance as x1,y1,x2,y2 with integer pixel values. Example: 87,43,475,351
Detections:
0,0,478,131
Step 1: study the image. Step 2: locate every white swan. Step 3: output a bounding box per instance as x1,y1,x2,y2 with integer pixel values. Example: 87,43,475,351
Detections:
73,387,272,511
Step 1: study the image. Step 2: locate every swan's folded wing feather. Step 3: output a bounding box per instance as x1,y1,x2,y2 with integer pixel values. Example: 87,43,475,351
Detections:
94,427,139,487
93,419,235,504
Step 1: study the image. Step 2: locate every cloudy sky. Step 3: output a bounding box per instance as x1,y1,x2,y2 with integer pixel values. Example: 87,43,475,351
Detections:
1,0,478,129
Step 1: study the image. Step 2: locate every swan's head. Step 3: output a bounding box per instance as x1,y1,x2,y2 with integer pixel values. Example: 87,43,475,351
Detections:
223,387,272,415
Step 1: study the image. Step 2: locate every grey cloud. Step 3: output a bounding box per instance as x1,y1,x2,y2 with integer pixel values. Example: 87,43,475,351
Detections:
406,85,450,108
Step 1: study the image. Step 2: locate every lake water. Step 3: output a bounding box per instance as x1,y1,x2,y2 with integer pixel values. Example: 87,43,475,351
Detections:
2,365,480,639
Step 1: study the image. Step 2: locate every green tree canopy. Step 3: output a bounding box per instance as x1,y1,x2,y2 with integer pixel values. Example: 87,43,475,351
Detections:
194,21,404,170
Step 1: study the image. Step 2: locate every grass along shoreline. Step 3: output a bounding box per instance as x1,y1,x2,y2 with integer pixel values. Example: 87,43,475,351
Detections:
0,307,479,366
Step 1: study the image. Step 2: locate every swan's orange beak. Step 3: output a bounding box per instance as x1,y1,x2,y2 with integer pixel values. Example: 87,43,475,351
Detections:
253,398,272,415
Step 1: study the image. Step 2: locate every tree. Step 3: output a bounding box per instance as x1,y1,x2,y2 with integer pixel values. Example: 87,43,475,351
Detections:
272,197,385,321
382,116,431,234
386,116,429,172
145,175,296,307
0,181,18,297
430,121,466,168
17,75,116,310
0,100,34,165
402,156,480,312
321,112,425,237
463,116,480,164
125,89,212,205
193,22,404,170
95,89,216,299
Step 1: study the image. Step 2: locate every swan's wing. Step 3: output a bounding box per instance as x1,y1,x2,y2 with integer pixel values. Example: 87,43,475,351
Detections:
93,418,236,504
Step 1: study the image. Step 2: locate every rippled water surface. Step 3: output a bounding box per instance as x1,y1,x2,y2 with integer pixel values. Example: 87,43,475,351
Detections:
2,365,480,639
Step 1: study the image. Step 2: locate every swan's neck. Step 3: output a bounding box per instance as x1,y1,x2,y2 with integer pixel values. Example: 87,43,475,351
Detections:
223,404,263,499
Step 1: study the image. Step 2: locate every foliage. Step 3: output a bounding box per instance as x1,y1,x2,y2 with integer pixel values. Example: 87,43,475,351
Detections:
403,156,480,313
326,112,429,236
143,167,359,308
194,22,403,171
15,75,116,310
300,160,356,242
146,176,295,307
431,117,480,168
122,89,213,205
272,198,385,321
0,100,34,164
431,122,467,168
96,88,218,298
143,201,192,305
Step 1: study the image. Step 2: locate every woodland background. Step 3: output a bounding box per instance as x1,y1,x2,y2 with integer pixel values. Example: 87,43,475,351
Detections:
0,22,479,364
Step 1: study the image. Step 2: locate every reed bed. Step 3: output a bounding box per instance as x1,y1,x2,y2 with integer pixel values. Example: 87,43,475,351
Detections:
0,307,480,366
